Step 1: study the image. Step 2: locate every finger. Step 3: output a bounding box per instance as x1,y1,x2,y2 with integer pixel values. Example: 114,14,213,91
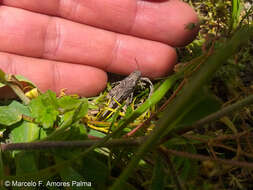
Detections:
2,0,199,46
0,52,107,97
0,6,177,78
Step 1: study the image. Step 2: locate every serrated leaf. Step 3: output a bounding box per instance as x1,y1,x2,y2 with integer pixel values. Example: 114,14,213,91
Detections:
10,121,40,143
58,96,83,112
0,106,22,126
29,90,59,128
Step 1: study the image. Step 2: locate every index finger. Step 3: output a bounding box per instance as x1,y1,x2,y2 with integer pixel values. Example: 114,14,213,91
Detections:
2,0,199,46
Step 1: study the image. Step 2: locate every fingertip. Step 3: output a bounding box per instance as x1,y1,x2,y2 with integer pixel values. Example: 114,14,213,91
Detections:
167,0,200,46
134,0,199,46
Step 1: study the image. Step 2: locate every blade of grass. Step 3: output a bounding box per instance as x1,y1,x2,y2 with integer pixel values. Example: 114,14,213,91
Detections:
231,0,241,30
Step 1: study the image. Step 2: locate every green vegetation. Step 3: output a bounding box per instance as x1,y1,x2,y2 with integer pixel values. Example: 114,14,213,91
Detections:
0,1,253,189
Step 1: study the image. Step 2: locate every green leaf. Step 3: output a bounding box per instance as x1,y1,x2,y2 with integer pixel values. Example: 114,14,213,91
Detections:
55,156,94,190
29,90,59,128
10,121,40,143
39,128,48,139
79,156,109,189
9,100,31,117
51,123,88,141
150,155,165,190
71,98,88,121
0,74,37,89
0,106,22,126
60,98,88,127
0,101,31,127
61,110,76,127
15,75,37,88
88,129,106,138
15,152,38,174
177,88,221,127
58,96,85,112
64,123,87,140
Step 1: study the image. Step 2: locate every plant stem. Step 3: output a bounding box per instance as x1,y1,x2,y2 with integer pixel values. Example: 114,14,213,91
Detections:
169,94,253,137
1,138,144,151
8,83,30,105
161,147,253,169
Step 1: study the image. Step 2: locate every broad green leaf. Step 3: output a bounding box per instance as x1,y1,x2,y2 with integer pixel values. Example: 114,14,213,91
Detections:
150,155,165,190
10,121,40,143
58,96,86,112
0,101,30,127
9,100,31,117
15,152,38,174
29,90,59,128
0,106,22,126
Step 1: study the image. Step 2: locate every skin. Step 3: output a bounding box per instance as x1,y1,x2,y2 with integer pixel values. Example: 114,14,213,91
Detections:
0,0,199,97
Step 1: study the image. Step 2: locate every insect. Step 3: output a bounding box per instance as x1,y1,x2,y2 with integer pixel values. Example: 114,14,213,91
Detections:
101,70,152,118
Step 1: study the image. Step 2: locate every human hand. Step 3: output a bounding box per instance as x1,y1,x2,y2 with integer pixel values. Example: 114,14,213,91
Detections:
0,0,199,97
